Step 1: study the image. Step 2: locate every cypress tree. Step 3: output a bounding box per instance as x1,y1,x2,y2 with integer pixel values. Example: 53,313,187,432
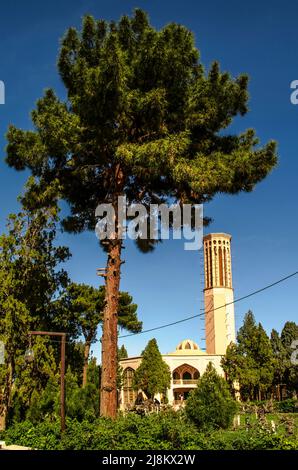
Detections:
281,322,298,394
133,338,171,399
222,311,274,400
270,329,287,400
185,362,237,430
118,345,128,360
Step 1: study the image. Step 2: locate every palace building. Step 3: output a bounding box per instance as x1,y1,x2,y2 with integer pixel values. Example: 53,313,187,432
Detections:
119,233,236,408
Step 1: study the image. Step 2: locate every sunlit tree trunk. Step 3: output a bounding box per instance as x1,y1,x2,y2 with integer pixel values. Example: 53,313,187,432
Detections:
100,166,124,418
100,239,122,418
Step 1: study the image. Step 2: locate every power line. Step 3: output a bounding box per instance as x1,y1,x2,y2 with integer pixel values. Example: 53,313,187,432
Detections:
29,270,298,344
119,270,298,338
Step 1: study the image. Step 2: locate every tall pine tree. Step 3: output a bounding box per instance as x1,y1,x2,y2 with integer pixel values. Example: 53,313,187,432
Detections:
5,10,277,417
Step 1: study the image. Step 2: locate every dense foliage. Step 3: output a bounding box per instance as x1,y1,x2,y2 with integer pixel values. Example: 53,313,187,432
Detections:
0,206,70,426
0,207,141,427
55,283,141,386
1,410,297,450
185,363,237,430
222,311,298,400
133,338,171,399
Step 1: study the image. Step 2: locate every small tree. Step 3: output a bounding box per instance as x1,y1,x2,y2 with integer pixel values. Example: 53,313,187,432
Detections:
222,311,274,400
133,338,171,399
254,323,275,399
281,322,298,396
118,345,128,360
270,329,287,400
185,362,237,430
117,345,128,391
57,283,142,387
220,342,244,397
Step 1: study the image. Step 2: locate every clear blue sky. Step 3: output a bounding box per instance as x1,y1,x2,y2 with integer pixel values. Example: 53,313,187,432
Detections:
0,0,297,359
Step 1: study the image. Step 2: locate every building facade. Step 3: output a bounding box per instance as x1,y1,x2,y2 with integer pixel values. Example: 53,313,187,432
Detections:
119,233,236,409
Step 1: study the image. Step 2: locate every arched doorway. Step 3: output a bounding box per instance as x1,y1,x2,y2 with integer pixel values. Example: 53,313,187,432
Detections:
172,364,200,404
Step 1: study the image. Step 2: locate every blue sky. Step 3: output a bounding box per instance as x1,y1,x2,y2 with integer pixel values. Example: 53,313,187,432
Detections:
0,0,297,359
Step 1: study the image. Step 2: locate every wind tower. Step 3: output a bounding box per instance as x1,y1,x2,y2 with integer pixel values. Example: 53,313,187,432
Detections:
203,233,236,355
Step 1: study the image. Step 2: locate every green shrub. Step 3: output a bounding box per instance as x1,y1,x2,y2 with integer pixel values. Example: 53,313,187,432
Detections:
185,363,237,430
1,409,297,450
2,420,61,450
8,371,100,426
275,399,298,413
240,399,298,414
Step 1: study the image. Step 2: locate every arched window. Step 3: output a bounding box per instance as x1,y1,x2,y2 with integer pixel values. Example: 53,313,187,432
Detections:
185,342,191,350
193,371,200,380
123,368,137,405
182,371,192,380
173,371,180,380
123,368,134,387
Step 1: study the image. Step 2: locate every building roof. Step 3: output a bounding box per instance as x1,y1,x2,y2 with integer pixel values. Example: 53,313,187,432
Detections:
169,339,206,356
203,232,232,240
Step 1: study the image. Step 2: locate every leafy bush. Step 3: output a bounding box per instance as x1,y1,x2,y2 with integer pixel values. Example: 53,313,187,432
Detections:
207,430,298,450
1,409,297,450
66,383,99,421
185,363,237,430
8,369,100,426
275,399,298,413
2,411,202,450
240,399,298,414
1,420,61,450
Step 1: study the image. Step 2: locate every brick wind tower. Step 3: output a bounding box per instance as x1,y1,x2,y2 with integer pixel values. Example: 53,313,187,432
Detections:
203,233,236,355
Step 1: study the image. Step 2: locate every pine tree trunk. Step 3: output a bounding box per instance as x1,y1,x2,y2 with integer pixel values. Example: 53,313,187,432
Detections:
100,165,124,418
82,339,92,388
100,239,122,418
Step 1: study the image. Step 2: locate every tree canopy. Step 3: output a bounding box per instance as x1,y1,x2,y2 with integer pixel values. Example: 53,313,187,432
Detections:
222,311,275,399
133,338,171,399
185,362,237,430
56,283,142,386
6,10,277,224
222,311,297,400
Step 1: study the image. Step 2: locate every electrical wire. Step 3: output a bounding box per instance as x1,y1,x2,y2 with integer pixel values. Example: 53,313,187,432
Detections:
119,270,298,338
31,270,298,343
